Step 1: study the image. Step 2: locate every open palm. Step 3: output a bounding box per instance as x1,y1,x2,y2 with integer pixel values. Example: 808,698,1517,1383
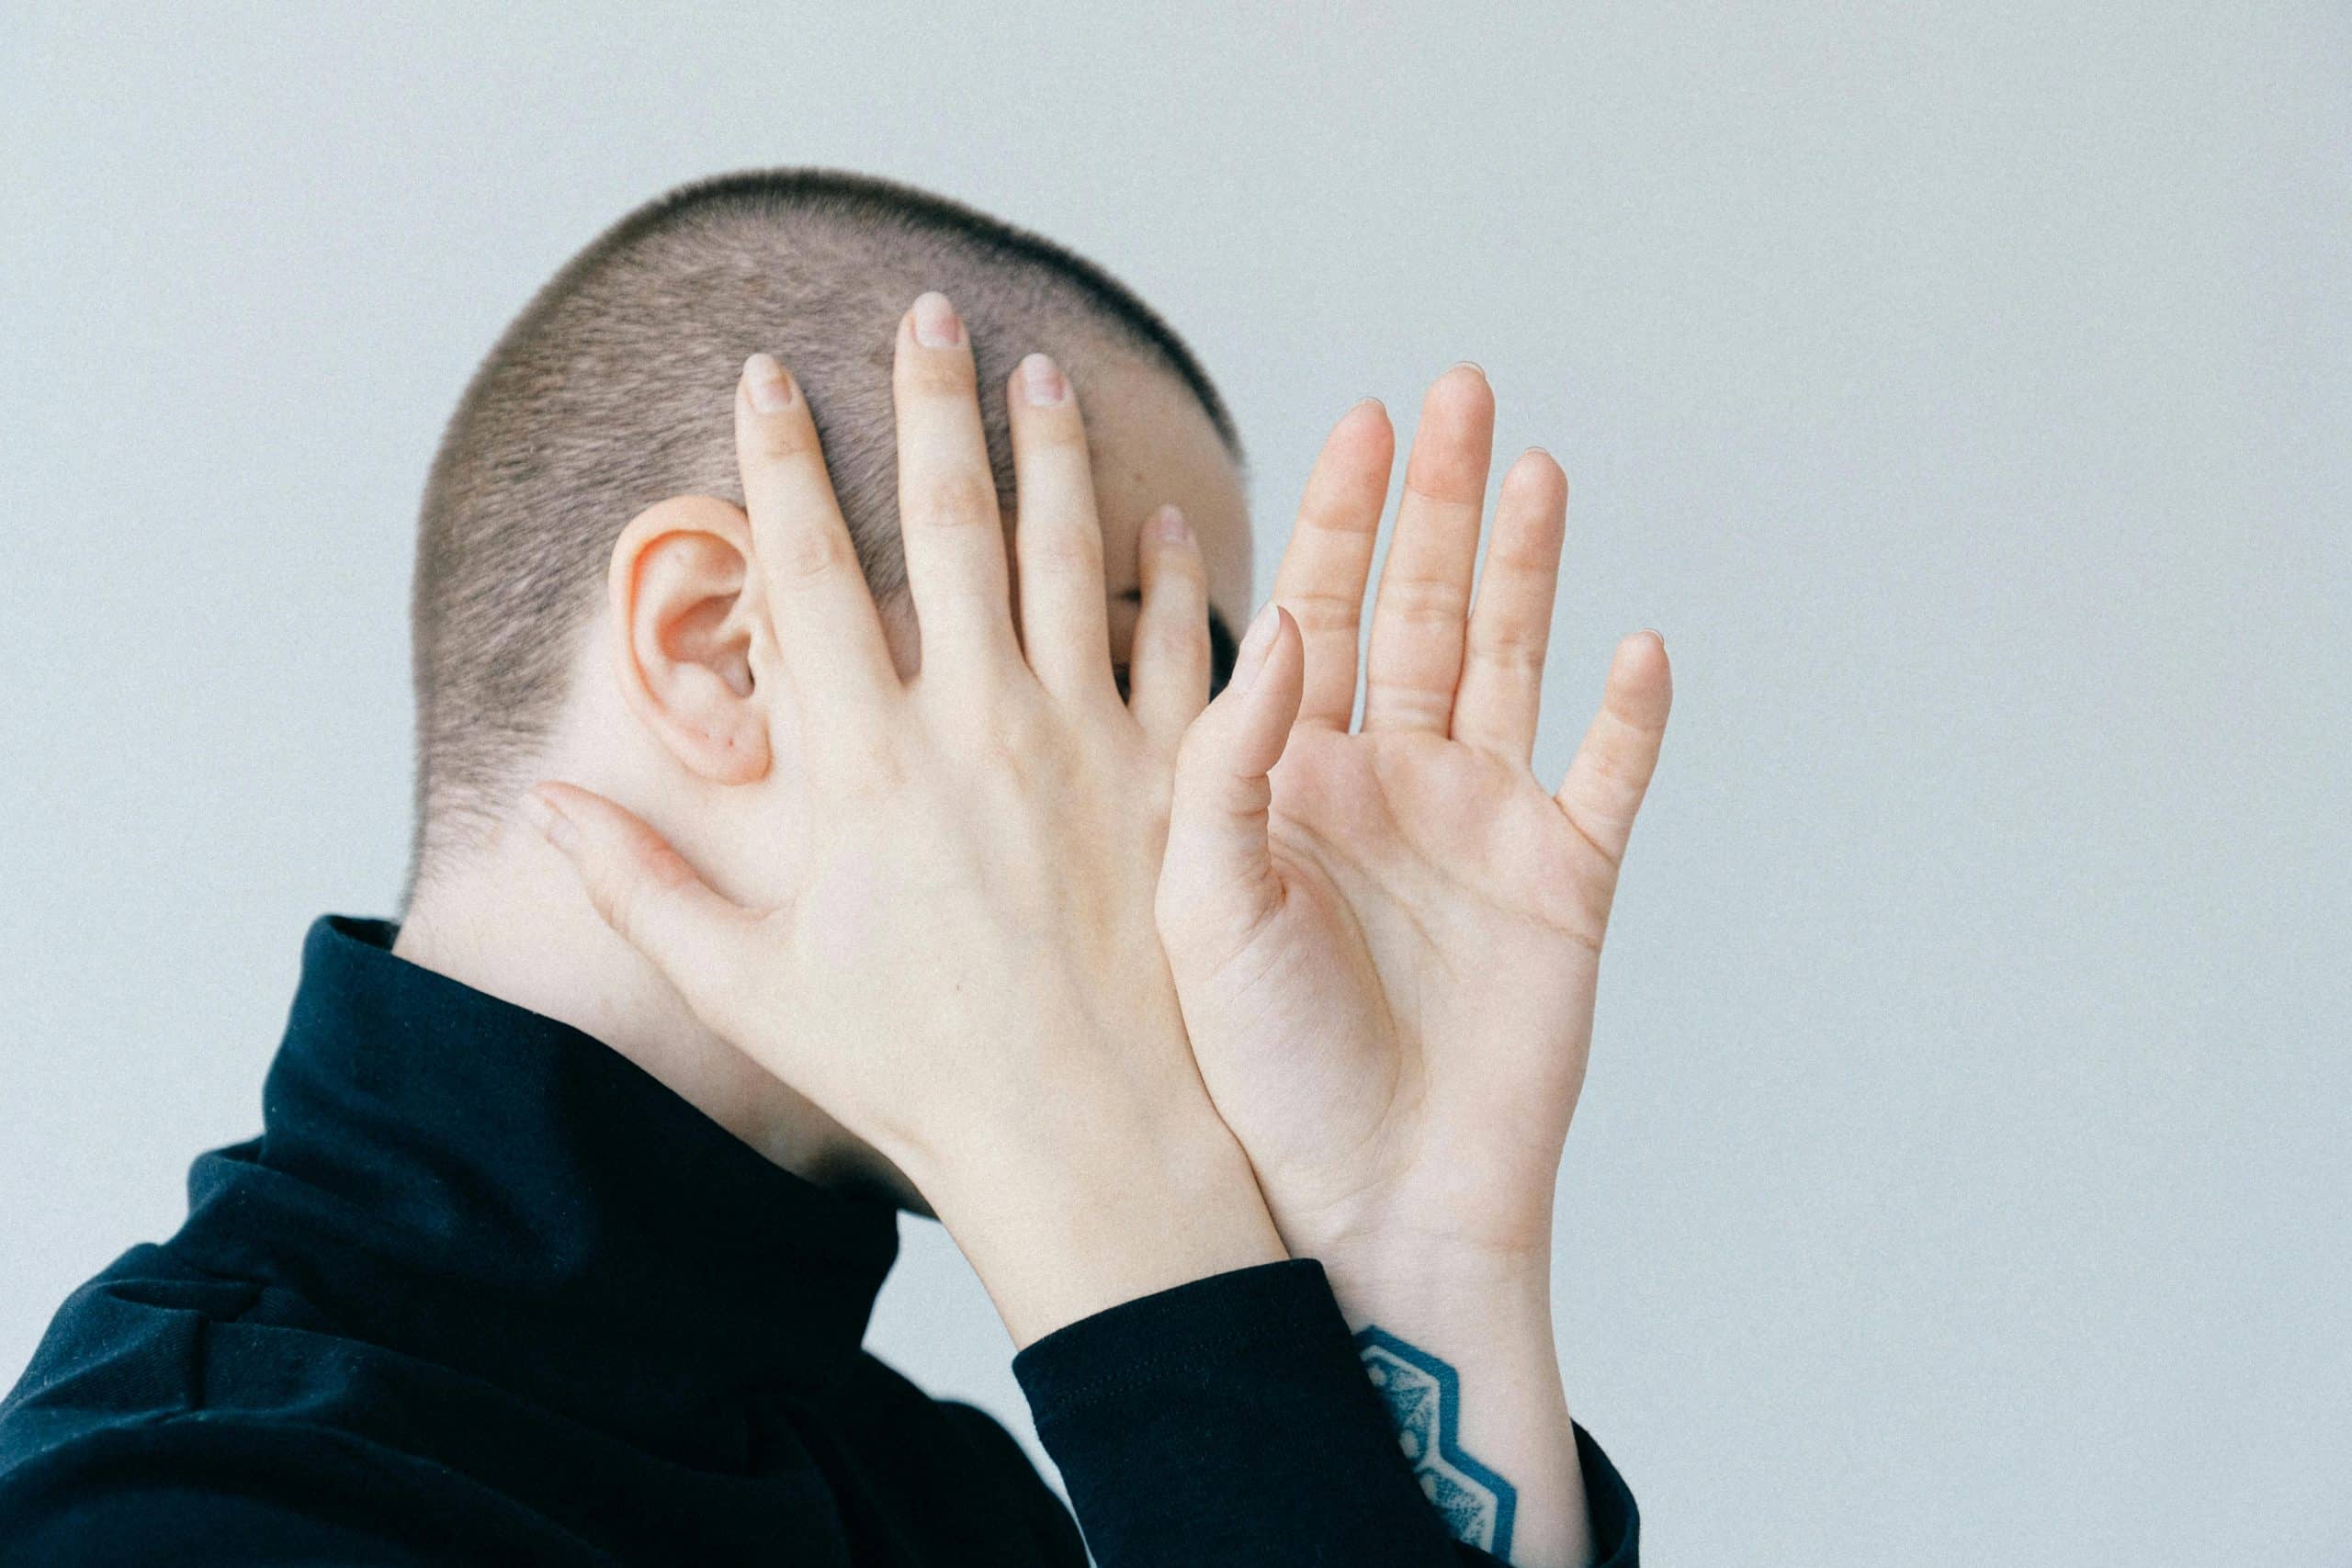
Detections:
1157,368,1672,1266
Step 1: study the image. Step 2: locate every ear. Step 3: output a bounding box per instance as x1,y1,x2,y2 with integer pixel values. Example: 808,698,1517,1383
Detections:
607,494,771,785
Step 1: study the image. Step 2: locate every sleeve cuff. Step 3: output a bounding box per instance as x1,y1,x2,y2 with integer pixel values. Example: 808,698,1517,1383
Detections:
1014,1258,1641,1567
1012,1257,1361,1418
1013,1258,1468,1564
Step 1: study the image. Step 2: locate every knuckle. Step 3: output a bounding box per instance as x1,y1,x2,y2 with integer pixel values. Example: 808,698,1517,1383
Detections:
910,470,1000,531
1588,744,1650,792
1299,498,1382,539
1172,717,1238,783
1202,764,1271,817
1380,571,1469,624
1283,588,1363,635
640,839,701,893
1486,533,1560,573
1026,520,1103,575
992,701,1056,766
1470,624,1549,675
602,879,649,949
953,694,1061,785
773,522,853,582
1145,615,1209,669
1403,479,1485,518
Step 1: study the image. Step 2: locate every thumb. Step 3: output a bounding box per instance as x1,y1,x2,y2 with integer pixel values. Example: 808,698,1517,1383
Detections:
1159,604,1305,945
523,782,761,1032
1554,629,1673,871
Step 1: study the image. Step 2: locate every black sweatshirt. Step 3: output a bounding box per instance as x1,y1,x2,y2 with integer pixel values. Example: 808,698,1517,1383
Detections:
0,917,1637,1564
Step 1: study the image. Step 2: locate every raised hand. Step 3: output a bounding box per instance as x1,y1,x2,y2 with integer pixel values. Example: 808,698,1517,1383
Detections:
526,296,1281,1346
1155,367,1671,1567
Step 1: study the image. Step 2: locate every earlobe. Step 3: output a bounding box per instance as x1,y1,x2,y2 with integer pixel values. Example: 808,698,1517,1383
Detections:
608,495,772,785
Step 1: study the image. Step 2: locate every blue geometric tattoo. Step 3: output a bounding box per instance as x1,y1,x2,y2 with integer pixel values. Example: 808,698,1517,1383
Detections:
1355,1325,1517,1557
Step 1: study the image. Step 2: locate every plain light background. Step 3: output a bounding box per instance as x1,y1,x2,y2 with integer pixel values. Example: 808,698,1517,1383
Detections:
5,4,2346,1563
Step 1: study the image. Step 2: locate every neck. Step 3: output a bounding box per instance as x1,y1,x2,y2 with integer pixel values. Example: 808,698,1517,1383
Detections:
393,814,885,1197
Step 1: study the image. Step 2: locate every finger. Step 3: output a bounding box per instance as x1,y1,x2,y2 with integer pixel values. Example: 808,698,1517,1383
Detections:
1555,631,1674,870
524,783,762,1036
892,291,1019,679
1270,398,1393,729
1157,604,1305,953
1452,448,1568,765
1005,352,1114,704
735,354,900,724
1361,366,1495,734
1127,504,1213,750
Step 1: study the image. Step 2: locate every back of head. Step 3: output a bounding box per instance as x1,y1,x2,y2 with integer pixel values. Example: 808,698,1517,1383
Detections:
410,171,1236,891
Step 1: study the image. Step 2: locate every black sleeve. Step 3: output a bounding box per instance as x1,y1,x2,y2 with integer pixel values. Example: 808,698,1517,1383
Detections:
1012,1258,1639,1566
0,1415,729,1567
0,1424,449,1567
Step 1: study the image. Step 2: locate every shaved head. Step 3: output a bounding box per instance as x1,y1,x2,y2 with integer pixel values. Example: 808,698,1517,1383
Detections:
410,171,1239,887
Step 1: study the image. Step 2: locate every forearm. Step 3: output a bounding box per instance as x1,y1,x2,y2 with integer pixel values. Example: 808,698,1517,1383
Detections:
1321,1247,1596,1568
925,1103,1289,1348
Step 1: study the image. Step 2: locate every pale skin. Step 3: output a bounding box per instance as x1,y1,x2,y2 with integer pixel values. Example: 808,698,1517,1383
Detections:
1163,371,1673,1568
405,291,1668,1566
391,311,1250,1207
525,295,1284,1345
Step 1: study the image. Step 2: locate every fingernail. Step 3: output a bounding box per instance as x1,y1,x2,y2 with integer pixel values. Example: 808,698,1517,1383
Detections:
912,291,964,349
1019,352,1068,407
1233,603,1281,689
744,353,794,413
1150,502,1192,545
1452,359,1487,379
522,788,578,852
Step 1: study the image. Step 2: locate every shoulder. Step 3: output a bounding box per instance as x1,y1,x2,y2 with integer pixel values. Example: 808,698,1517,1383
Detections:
0,1252,521,1565
0,1235,374,1456
2,1246,259,1450
0,1414,462,1566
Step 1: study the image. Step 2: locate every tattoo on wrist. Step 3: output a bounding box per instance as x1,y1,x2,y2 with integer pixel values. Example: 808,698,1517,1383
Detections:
1355,1325,1518,1557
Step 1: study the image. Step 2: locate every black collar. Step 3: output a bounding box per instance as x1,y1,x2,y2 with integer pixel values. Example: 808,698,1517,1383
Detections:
176,915,900,1454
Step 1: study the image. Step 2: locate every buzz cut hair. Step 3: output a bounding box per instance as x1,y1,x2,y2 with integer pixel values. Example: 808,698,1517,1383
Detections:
408,169,1238,893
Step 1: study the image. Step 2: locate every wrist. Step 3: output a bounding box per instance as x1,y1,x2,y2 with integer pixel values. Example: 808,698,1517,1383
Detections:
1265,1146,1561,1287
1319,1247,1596,1568
1315,1235,1555,1340
928,1102,1287,1348
1277,1186,1555,1324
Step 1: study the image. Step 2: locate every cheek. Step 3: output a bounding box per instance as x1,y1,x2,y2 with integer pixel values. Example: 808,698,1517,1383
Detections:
1188,521,1253,620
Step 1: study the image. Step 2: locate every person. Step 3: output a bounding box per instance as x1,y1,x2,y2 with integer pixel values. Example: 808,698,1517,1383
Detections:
0,172,1668,1566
